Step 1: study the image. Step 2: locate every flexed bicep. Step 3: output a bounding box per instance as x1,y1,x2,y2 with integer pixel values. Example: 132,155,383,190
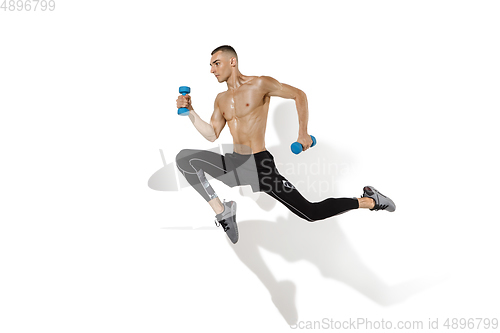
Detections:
210,96,226,140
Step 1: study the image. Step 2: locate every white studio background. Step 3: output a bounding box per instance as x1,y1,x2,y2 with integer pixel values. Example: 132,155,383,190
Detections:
1,1,499,332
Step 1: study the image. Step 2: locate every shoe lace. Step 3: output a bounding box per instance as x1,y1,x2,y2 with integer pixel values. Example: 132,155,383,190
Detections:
362,189,389,211
215,218,230,232
372,204,389,211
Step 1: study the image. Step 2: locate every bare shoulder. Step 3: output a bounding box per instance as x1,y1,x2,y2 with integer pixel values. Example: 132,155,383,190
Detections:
213,91,226,110
252,76,282,92
255,76,303,99
214,91,227,103
254,75,279,85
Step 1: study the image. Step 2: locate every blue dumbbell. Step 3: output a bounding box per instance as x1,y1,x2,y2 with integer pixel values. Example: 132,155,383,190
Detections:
178,86,191,116
291,135,317,154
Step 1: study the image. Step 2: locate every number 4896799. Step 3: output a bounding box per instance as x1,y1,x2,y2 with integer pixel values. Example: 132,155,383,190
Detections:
1,0,56,11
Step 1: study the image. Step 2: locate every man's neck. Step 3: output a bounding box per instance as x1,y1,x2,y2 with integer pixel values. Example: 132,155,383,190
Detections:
225,71,246,90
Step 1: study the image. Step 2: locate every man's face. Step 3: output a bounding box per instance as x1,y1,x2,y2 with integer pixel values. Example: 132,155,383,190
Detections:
210,51,233,83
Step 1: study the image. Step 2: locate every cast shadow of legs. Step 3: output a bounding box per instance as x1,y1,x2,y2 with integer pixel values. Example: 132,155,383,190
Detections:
228,102,434,325
230,214,433,325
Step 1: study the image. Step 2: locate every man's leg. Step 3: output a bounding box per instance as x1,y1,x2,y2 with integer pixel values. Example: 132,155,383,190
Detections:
262,173,394,221
264,174,360,221
176,149,227,211
175,149,239,243
358,197,375,209
208,197,224,214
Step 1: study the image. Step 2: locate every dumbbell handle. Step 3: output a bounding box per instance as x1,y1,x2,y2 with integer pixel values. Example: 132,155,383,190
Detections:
178,86,190,116
291,135,317,154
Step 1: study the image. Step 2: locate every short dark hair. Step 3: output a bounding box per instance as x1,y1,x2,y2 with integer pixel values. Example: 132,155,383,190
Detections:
211,45,238,60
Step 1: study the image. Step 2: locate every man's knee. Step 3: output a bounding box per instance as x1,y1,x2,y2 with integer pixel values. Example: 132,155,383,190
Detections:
294,201,320,222
176,149,194,167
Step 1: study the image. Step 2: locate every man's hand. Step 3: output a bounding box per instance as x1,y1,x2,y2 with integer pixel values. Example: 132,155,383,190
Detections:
296,133,313,151
176,94,193,111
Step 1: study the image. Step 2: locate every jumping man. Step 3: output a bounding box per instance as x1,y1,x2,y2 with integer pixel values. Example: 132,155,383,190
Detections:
175,45,395,244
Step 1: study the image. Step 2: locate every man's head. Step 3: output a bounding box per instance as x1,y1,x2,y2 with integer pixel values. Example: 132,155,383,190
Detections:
210,45,238,83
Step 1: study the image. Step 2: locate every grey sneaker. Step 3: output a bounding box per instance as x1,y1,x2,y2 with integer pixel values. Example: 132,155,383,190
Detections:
214,200,239,244
362,186,396,212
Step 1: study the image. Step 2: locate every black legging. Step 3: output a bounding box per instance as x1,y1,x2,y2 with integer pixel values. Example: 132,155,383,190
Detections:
176,149,359,222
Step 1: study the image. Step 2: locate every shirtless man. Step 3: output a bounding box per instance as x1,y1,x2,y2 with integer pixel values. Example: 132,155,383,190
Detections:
176,45,395,244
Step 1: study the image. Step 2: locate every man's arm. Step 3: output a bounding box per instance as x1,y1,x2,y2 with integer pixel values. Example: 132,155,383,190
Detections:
260,76,312,150
178,93,225,142
187,110,217,142
209,95,226,140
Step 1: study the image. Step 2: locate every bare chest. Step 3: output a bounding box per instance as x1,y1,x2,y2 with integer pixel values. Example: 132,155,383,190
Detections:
218,87,266,120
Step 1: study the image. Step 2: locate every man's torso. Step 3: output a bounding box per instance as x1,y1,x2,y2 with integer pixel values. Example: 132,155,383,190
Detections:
217,76,270,153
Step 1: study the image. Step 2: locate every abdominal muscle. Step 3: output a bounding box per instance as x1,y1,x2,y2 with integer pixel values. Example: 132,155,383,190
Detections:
226,108,269,154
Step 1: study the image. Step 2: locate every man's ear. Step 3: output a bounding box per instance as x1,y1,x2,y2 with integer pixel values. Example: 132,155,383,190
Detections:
230,57,237,67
